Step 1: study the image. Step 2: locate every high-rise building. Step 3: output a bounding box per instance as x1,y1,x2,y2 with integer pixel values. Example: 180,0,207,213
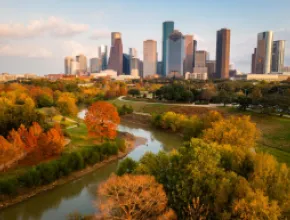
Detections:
251,48,257,73
184,35,194,74
71,61,80,75
138,60,143,78
162,21,174,76
98,45,108,70
271,40,285,73
76,54,87,73
64,56,74,74
166,30,185,76
143,40,157,78
111,32,121,45
206,60,216,79
193,40,197,68
129,48,138,75
195,50,207,68
216,28,231,79
90,58,101,73
108,32,123,75
255,31,273,74
157,61,162,75
123,54,130,75
131,58,139,77
129,48,138,58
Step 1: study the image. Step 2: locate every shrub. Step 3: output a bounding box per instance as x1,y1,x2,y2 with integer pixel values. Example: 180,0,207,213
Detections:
0,178,18,195
116,158,138,176
18,168,41,188
116,138,126,152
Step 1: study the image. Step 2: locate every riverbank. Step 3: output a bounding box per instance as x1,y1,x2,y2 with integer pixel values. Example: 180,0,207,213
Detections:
0,133,146,210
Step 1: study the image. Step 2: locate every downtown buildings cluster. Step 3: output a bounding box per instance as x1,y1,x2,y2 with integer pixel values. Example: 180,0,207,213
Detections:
63,21,289,81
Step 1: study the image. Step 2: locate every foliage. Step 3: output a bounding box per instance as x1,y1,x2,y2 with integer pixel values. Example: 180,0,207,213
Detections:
128,89,141,97
56,92,78,117
97,174,176,220
155,83,193,102
85,102,120,141
117,104,134,115
116,158,138,176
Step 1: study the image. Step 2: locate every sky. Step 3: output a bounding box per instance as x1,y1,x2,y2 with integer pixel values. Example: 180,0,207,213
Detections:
0,0,290,75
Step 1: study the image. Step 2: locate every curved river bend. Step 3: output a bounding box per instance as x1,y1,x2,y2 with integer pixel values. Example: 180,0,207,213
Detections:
0,110,182,220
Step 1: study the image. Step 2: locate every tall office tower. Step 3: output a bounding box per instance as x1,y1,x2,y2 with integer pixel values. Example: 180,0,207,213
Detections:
143,40,157,77
193,40,197,68
76,54,87,73
108,33,123,75
98,45,108,70
216,28,231,79
271,40,285,73
251,48,257,73
131,58,139,77
90,58,101,73
166,30,185,76
138,60,143,78
162,21,174,76
111,32,121,45
206,60,216,79
255,31,273,74
195,50,207,68
184,35,194,74
123,54,130,75
64,56,74,74
71,61,80,75
157,61,162,75
129,48,138,58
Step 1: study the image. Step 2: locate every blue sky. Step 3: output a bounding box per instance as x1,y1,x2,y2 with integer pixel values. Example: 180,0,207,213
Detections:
0,0,289,75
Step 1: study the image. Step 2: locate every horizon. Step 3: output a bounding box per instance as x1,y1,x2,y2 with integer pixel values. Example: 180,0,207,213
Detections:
0,0,290,75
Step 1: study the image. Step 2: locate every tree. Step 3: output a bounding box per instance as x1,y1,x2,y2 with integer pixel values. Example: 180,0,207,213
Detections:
203,116,259,149
128,89,140,97
97,174,176,220
56,93,78,117
84,102,120,141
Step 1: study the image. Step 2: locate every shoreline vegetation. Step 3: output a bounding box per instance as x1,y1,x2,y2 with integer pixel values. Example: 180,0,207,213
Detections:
0,133,146,210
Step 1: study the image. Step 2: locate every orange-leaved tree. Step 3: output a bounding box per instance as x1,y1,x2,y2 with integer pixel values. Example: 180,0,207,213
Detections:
85,101,120,141
97,174,176,220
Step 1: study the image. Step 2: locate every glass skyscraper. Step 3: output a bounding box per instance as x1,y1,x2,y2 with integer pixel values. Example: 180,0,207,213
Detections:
162,21,174,76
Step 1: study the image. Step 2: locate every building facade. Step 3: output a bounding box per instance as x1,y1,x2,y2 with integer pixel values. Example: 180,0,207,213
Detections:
206,60,216,79
98,45,108,70
215,28,231,79
184,35,194,74
71,61,80,75
255,31,273,74
90,58,101,73
166,30,185,76
193,40,197,68
123,54,130,75
143,40,157,77
108,33,123,75
162,21,174,76
195,50,207,68
251,48,257,73
130,57,139,77
272,40,285,73
64,56,74,74
111,32,121,45
76,54,87,73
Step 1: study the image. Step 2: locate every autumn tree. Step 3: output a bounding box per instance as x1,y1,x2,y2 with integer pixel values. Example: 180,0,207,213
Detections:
85,101,120,141
56,92,78,117
97,174,176,220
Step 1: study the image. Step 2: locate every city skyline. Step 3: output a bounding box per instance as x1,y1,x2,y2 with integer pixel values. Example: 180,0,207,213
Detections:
0,0,290,75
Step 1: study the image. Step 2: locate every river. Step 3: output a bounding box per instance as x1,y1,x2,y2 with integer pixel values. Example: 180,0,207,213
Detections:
0,110,182,220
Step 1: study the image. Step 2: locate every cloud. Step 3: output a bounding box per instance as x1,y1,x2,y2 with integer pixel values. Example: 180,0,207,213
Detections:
62,40,98,58
0,16,89,39
0,43,52,58
90,29,110,40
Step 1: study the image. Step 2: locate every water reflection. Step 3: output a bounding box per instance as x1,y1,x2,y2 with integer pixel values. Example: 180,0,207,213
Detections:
0,120,182,220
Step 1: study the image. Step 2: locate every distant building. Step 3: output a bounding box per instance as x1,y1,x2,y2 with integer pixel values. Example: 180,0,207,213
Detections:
193,40,197,68
272,40,285,73
251,48,257,73
64,56,74,74
90,58,101,73
108,32,123,75
129,48,138,58
162,21,174,76
157,61,162,75
123,54,130,75
195,51,207,68
184,35,194,74
143,40,157,78
129,48,138,75
71,61,80,75
138,60,143,78
234,74,289,82
98,45,108,70
131,57,139,77
255,31,273,74
76,54,87,72
166,30,185,76
216,28,231,79
206,60,216,79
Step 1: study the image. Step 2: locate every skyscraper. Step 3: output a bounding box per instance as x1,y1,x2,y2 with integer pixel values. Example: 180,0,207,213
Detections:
76,54,87,73
184,35,194,74
162,21,174,76
206,60,216,79
108,32,123,75
90,58,101,73
166,30,185,76
130,58,139,77
143,40,157,78
123,54,130,75
193,40,197,68
129,48,138,75
271,40,285,73
64,56,74,74
71,61,80,75
216,28,231,79
111,32,121,45
98,45,108,70
129,48,138,58
251,48,257,73
195,50,207,68
255,31,273,74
